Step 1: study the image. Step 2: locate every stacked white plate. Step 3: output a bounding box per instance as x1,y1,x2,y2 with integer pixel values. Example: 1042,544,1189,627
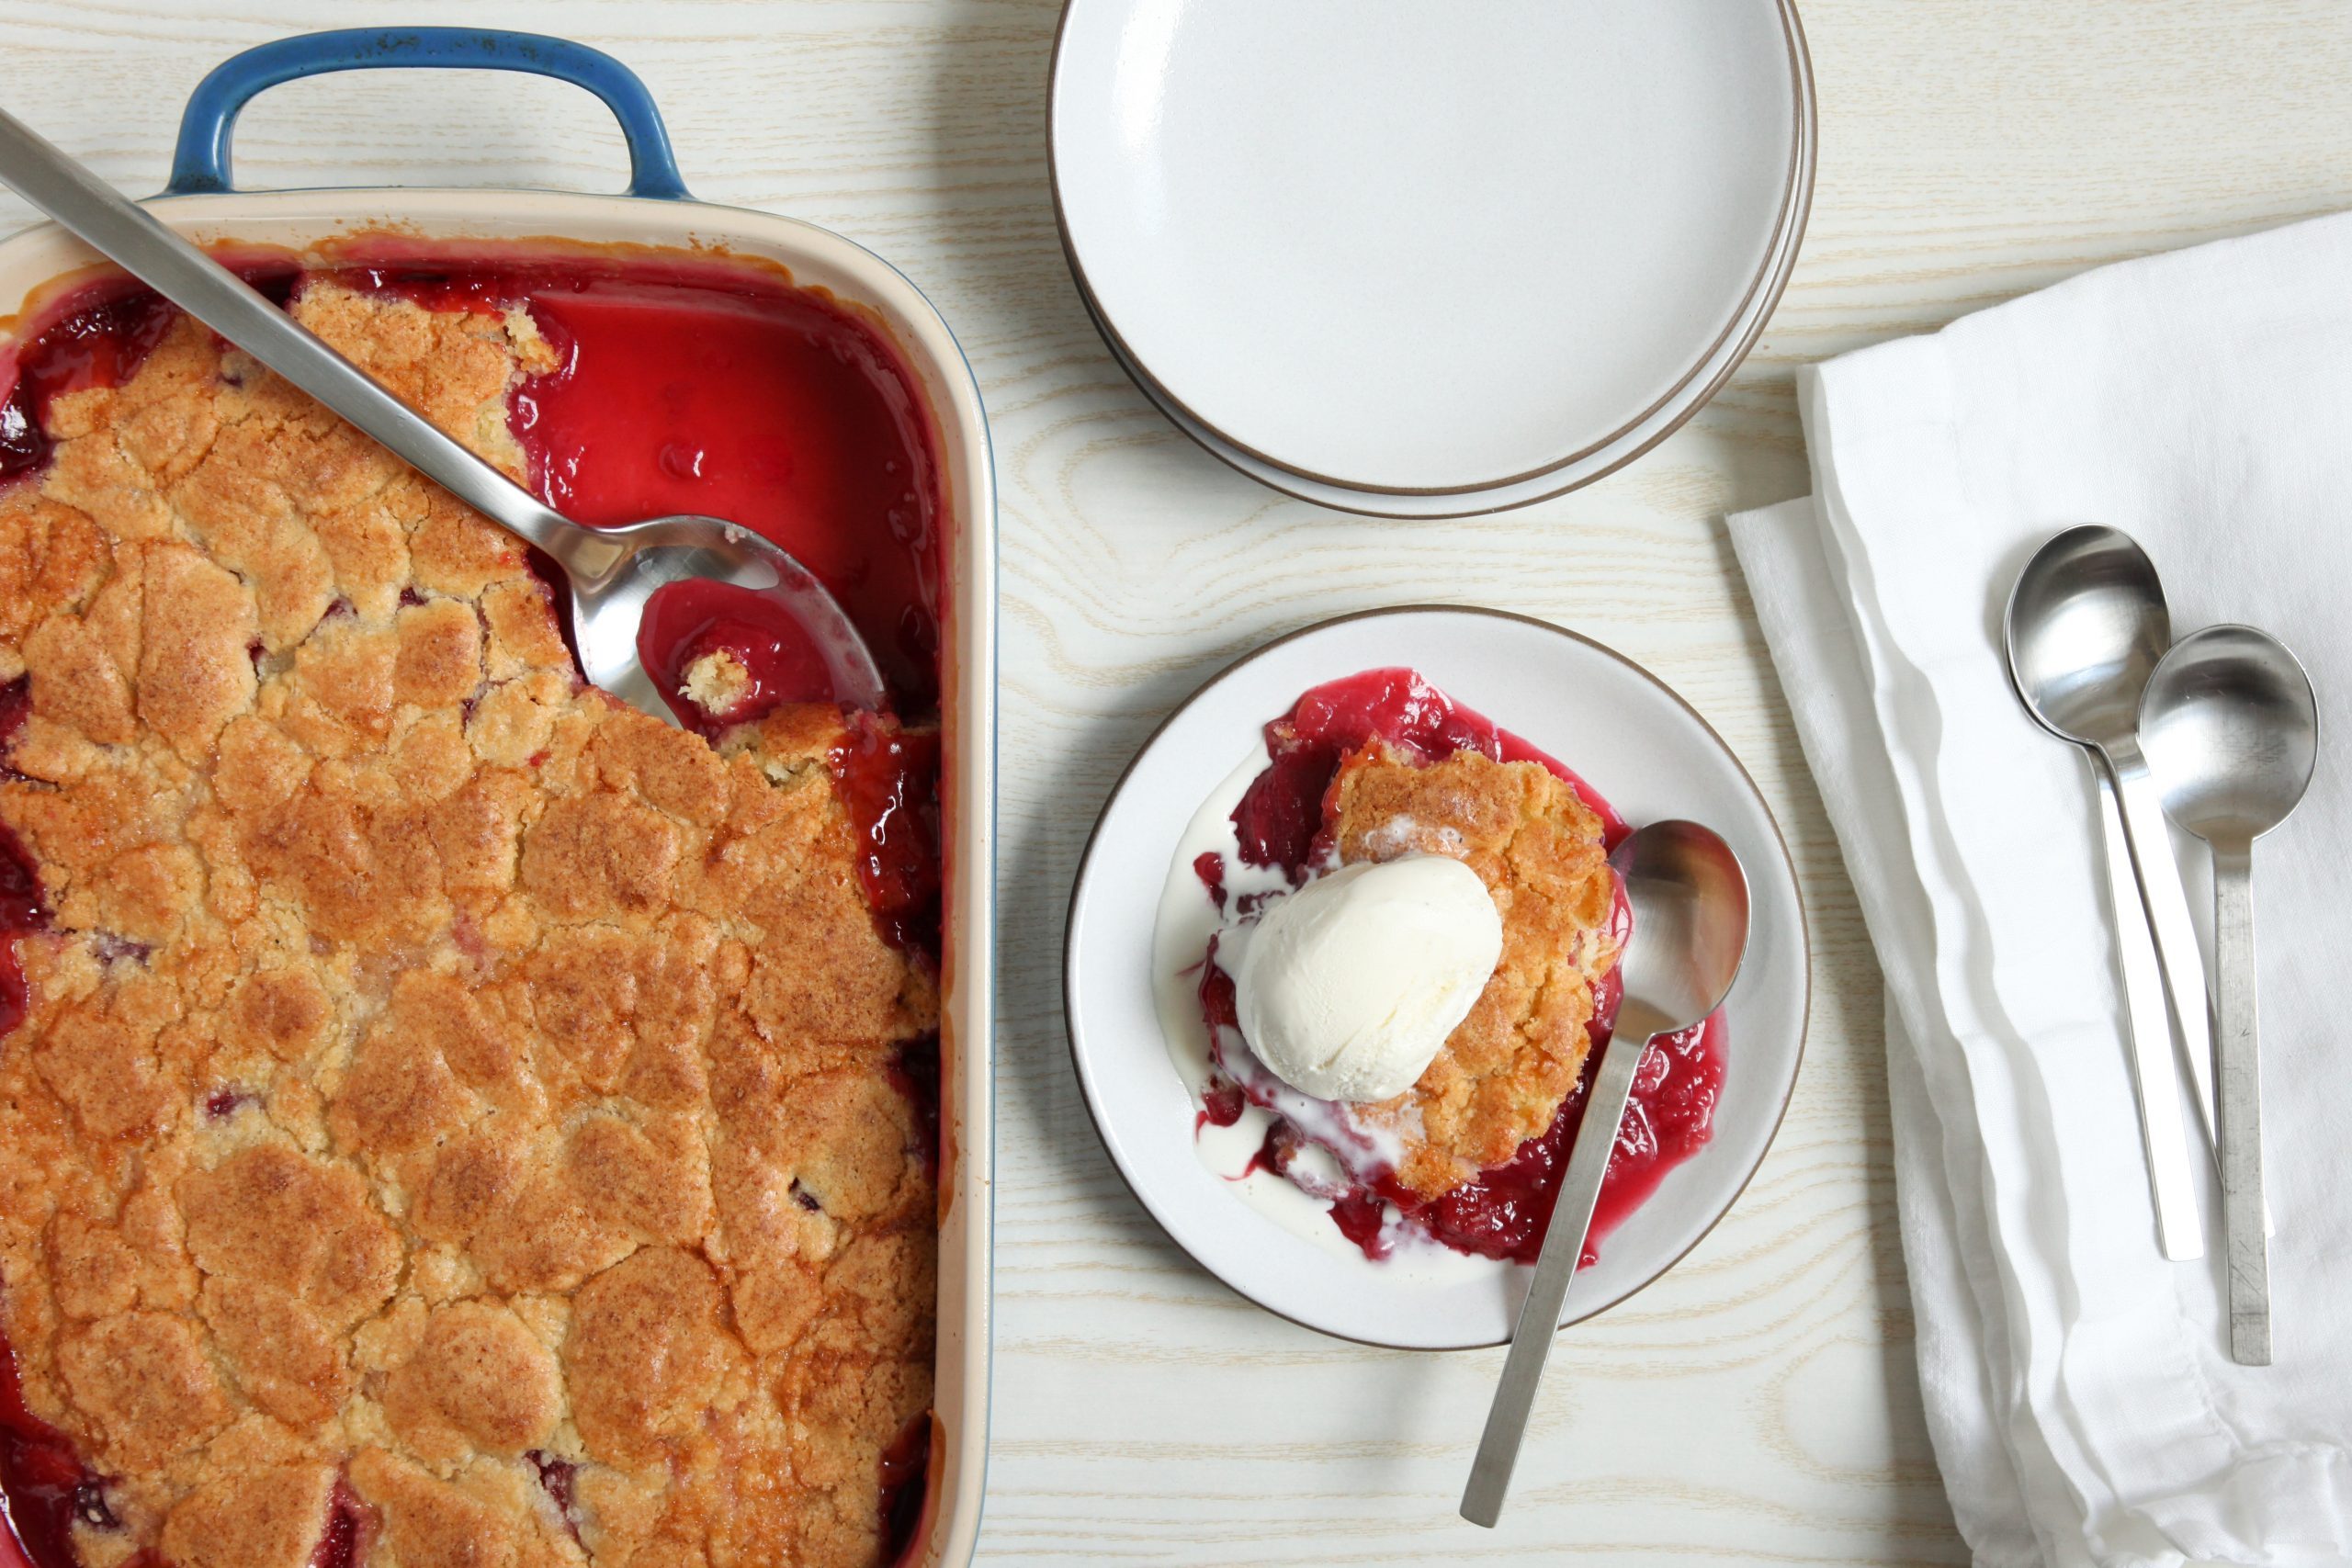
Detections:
1050,0,1816,517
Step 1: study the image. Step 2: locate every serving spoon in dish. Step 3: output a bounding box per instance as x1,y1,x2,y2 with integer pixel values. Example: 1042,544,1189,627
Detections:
1461,818,1749,1527
0,106,885,723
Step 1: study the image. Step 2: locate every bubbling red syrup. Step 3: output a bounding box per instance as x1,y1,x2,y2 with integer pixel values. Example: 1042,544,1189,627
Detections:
0,1337,104,1568
1197,668,1725,1268
888,1033,944,1175
359,254,956,954
876,1414,933,1567
0,260,299,486
308,1482,376,1568
831,716,944,959
0,676,47,1043
498,267,943,712
636,583,838,736
524,1450,579,1539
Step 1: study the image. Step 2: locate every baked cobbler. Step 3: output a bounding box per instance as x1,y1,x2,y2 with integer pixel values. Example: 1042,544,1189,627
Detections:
1320,742,1623,1200
1184,669,1725,1265
0,258,944,1568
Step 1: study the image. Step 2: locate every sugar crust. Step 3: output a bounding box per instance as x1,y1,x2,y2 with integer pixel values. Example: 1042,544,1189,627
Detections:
1326,744,1621,1198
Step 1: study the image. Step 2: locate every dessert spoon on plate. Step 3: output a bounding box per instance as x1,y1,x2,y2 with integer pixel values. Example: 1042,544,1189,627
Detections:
1461,818,1748,1527
0,107,885,723
2141,625,2319,1366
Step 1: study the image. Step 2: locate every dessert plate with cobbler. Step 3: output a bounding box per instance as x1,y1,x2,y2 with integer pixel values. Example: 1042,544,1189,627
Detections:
1065,607,1807,1348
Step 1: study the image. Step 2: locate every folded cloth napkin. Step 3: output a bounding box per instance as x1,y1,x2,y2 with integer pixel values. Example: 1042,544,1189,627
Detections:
1727,211,2352,1568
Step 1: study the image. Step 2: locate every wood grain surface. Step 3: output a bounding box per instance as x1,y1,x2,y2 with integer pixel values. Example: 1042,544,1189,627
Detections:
8,4,2352,1562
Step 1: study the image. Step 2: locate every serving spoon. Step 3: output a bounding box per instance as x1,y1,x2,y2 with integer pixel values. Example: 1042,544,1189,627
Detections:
2004,525,2209,1258
1461,819,1748,1527
2141,625,2318,1367
0,106,885,722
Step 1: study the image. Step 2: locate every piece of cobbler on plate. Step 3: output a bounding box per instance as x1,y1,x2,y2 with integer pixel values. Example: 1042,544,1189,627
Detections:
1317,740,1624,1195
1182,670,1726,1267
0,274,938,1568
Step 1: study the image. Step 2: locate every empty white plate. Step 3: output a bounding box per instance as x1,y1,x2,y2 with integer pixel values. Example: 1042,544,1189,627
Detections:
1052,0,1814,502
1075,153,1808,519
1063,608,1810,1348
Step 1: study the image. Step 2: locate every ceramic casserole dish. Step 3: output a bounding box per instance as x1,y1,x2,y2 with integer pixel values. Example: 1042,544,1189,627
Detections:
0,28,992,1568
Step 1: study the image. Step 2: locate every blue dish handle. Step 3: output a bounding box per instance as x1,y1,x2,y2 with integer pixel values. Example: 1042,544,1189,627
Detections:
164,28,690,200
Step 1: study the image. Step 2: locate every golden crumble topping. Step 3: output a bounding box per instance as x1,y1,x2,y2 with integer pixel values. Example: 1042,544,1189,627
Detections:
1327,744,1621,1197
0,280,936,1567
680,649,752,720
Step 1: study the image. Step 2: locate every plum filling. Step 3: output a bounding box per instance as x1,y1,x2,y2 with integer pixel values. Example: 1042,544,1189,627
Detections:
831,718,943,960
525,1451,580,1542
1194,1076,1245,1134
87,934,149,968
876,1416,930,1568
640,585,842,735
0,825,46,1042
201,1089,259,1121
309,1481,375,1568
0,1336,103,1568
888,1035,943,1175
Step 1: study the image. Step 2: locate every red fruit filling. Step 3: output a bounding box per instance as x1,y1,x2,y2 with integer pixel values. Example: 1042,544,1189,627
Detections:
877,1415,932,1567
831,717,944,959
0,1337,104,1568
888,1034,944,1175
638,584,841,734
495,259,942,712
309,1482,376,1568
525,1450,579,1539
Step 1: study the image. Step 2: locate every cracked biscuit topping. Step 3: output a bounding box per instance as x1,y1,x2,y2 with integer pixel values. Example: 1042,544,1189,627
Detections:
1324,743,1622,1199
0,277,936,1567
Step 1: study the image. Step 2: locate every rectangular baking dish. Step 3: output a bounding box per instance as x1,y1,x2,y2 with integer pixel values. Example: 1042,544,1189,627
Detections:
0,28,993,1568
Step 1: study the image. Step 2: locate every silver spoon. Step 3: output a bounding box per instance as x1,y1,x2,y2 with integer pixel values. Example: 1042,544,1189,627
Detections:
2141,626,2318,1367
2005,525,2211,1258
0,107,884,722
1461,819,1748,1528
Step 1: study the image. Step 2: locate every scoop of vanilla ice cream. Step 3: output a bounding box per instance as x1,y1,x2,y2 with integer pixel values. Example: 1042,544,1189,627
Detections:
1230,854,1503,1103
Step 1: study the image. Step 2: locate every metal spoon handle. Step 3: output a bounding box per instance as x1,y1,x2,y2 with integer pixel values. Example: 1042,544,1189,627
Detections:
1460,1026,1650,1528
2107,739,2222,1145
0,107,618,582
2213,845,2270,1364
2095,765,2204,1260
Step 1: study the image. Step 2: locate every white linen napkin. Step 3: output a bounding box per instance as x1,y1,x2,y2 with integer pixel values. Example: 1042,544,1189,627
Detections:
1725,210,2352,1568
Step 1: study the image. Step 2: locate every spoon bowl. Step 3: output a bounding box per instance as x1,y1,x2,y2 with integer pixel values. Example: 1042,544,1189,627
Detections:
560,513,888,717
1611,818,1751,1040
2005,523,2171,746
2142,626,2320,846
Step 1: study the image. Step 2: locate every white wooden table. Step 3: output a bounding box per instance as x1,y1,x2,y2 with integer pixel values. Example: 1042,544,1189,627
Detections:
11,4,2352,1562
